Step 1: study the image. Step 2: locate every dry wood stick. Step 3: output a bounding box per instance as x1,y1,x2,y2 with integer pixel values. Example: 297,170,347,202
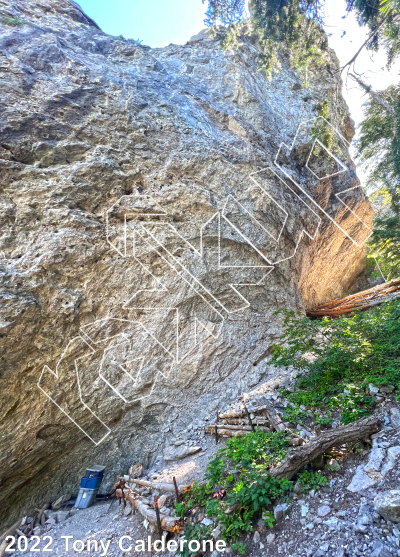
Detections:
0,518,23,557
215,407,219,444
173,477,180,504
154,496,163,539
206,428,250,438
205,424,271,433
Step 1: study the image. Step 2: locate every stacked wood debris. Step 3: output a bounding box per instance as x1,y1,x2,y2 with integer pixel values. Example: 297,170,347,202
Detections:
116,475,189,534
205,398,304,445
205,395,380,480
306,277,400,318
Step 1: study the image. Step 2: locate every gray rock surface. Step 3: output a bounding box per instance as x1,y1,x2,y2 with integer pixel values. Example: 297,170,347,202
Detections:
375,491,400,523
0,0,373,527
381,446,400,477
163,444,201,462
370,541,394,557
317,505,331,517
364,448,386,482
390,408,400,429
274,503,290,521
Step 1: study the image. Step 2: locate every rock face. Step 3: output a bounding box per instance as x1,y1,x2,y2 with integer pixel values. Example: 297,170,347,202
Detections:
0,0,373,527
374,491,400,523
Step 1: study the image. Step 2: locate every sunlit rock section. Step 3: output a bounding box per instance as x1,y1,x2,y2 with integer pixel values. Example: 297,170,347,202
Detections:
0,0,373,527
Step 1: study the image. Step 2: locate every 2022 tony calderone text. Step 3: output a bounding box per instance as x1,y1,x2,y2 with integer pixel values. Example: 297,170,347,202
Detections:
4,534,227,554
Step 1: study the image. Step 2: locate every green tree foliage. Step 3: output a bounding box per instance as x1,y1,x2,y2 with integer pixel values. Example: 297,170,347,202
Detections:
271,301,400,423
250,0,327,77
357,85,400,279
368,215,400,279
203,0,400,75
203,0,246,26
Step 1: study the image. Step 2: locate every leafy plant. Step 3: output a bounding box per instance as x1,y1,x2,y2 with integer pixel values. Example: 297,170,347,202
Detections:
175,502,186,518
282,403,307,425
203,0,400,79
179,429,293,551
271,301,400,424
314,412,332,426
298,469,328,491
310,102,339,155
232,542,246,554
177,523,213,557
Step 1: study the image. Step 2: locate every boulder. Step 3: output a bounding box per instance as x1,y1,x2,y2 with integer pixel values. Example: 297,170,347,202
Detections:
380,385,395,394
374,491,400,523
347,464,377,492
163,445,202,462
128,464,143,480
381,446,400,477
364,448,386,481
273,503,289,521
317,505,331,517
253,531,261,544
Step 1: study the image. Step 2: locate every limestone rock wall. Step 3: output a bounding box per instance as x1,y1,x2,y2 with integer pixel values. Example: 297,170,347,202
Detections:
0,0,373,527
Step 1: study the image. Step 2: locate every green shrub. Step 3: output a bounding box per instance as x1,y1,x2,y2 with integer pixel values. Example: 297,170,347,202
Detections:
272,300,400,423
298,469,328,492
178,429,293,552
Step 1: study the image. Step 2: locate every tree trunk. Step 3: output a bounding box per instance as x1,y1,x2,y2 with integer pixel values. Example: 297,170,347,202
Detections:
127,478,189,493
349,74,395,115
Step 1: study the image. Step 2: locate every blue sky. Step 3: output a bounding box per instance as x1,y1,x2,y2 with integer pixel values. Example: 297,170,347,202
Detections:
77,0,206,47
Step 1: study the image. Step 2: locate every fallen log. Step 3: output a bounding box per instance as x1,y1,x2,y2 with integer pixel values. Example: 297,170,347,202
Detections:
116,489,182,533
306,277,400,318
219,405,268,420
270,415,380,480
205,424,271,433
205,428,252,438
220,417,270,426
125,478,189,493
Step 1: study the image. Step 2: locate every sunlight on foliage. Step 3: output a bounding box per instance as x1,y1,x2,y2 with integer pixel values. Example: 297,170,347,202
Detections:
271,301,400,424
177,429,292,553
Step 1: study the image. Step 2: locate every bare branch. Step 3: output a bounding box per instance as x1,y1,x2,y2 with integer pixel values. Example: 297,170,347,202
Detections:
340,12,392,73
349,73,396,115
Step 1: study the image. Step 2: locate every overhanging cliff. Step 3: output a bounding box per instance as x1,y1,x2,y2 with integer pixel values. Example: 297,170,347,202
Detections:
0,0,373,527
